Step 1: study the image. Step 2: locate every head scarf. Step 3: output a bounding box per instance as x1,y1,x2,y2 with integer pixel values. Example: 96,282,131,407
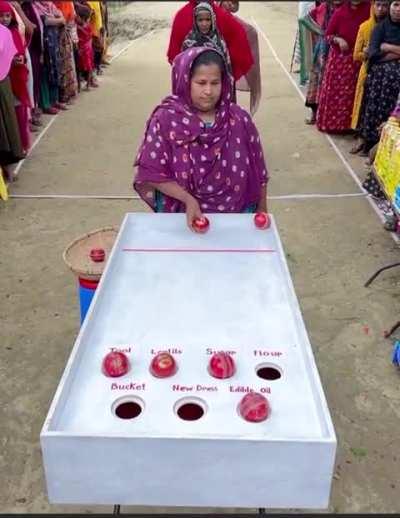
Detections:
0,22,17,80
326,0,371,50
134,47,268,214
182,2,232,72
34,1,62,17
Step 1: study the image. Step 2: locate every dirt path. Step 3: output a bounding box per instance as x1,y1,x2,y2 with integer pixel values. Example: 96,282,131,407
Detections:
1,2,400,513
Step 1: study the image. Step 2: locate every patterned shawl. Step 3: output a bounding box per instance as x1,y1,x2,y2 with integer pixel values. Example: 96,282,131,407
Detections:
134,47,268,214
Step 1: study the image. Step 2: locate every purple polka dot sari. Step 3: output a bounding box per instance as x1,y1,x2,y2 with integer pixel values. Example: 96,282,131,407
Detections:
134,47,268,214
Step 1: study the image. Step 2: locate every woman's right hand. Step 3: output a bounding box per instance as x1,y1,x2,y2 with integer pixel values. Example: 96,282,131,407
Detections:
334,36,349,53
184,194,203,232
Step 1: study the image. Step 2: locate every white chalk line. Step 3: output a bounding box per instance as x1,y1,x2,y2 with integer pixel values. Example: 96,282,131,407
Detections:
9,192,366,200
9,31,154,182
109,30,155,63
11,113,58,179
252,18,399,244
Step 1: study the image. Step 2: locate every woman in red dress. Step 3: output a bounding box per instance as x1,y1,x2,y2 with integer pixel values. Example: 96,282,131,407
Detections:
167,0,253,82
316,0,371,133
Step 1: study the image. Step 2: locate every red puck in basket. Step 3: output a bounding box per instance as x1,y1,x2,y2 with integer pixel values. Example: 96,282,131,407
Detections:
90,248,106,262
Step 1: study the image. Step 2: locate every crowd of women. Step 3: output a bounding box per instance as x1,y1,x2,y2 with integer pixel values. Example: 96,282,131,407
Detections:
295,0,400,158
0,0,110,183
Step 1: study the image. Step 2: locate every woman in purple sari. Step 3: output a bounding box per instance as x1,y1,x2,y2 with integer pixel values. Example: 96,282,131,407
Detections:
134,47,268,231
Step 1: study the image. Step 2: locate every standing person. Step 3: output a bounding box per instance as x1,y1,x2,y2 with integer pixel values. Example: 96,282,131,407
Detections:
301,0,344,124
182,2,232,75
54,1,78,105
0,0,31,153
316,0,371,133
0,21,24,182
134,48,268,231
100,0,110,65
350,0,389,153
9,0,38,131
219,0,261,116
20,0,44,127
359,0,400,152
87,0,103,76
167,0,253,82
291,1,315,84
35,1,66,115
76,6,97,90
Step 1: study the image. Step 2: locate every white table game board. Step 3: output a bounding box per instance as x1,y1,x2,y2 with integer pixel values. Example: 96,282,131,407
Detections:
41,213,336,509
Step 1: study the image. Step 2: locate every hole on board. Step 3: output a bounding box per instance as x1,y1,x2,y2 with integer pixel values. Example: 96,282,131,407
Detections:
256,363,282,381
112,396,144,420
174,397,207,421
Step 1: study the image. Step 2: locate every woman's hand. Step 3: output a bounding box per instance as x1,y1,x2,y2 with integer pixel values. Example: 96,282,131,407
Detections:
334,36,349,52
380,42,391,53
184,194,203,232
256,200,268,214
13,55,24,65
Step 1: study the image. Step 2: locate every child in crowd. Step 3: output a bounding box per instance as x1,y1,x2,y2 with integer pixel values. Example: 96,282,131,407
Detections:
76,7,97,90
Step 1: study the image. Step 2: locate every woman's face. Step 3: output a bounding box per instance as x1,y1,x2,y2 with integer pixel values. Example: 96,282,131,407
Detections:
374,0,389,19
196,10,212,34
0,12,12,26
390,0,400,21
190,63,222,113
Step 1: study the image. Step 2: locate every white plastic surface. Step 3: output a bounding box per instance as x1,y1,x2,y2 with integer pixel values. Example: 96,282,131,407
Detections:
41,213,336,509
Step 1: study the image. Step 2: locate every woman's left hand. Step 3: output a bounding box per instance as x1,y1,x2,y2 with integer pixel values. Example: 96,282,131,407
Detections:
185,195,204,232
256,201,268,214
256,185,268,214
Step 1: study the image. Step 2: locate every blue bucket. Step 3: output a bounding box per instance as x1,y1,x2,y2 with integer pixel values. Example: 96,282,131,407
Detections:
78,277,99,324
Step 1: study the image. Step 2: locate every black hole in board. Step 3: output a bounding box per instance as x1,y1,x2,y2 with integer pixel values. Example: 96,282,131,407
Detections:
177,403,204,421
257,366,282,380
115,401,142,419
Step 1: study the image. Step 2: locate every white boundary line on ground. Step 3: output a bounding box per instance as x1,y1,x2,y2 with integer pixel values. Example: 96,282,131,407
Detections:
10,30,155,181
251,18,399,243
11,112,58,179
109,30,155,63
9,192,366,200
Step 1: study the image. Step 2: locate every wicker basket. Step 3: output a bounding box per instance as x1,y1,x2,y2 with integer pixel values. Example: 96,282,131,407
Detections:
63,226,119,281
